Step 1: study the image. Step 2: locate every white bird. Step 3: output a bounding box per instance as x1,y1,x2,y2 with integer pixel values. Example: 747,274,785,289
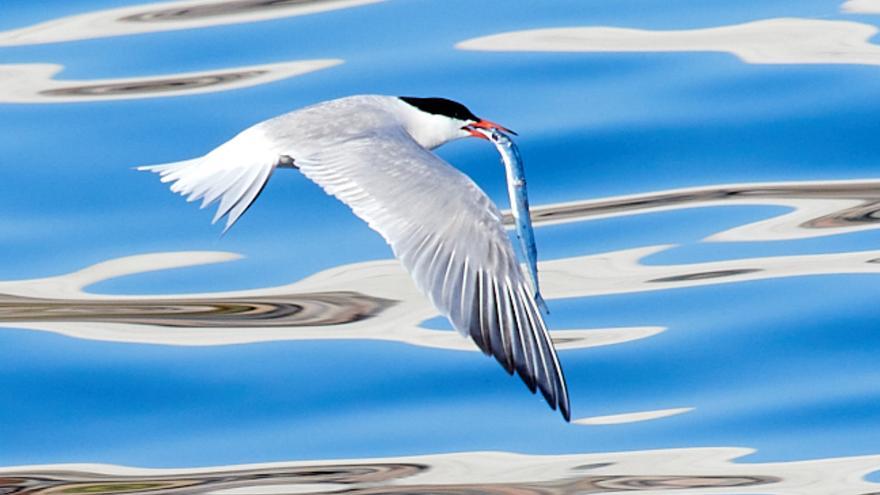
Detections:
139,95,570,420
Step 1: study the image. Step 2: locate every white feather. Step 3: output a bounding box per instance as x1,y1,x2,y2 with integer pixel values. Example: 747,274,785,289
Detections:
138,126,280,232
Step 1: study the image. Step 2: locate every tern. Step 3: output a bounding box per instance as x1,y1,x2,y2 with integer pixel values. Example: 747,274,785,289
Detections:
139,95,570,420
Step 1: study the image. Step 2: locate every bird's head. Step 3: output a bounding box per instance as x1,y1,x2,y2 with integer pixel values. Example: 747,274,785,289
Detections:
397,96,515,149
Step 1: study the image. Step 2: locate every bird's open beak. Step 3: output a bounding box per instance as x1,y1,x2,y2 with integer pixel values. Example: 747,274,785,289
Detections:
464,119,518,139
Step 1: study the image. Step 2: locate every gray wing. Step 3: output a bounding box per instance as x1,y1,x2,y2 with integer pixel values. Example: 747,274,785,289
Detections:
293,127,570,420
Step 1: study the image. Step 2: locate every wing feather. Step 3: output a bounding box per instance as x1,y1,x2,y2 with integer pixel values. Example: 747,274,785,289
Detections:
291,127,570,419
139,115,570,419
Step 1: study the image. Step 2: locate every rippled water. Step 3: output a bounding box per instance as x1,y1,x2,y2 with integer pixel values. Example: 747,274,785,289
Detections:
3,0,880,493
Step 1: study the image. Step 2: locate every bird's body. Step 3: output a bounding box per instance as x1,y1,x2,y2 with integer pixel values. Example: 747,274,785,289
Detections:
140,95,570,420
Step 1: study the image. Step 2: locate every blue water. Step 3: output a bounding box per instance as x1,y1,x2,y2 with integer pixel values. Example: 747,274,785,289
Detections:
2,0,880,489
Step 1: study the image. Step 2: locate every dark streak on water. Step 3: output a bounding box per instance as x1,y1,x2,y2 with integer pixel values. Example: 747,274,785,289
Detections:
39,71,267,97
120,0,336,23
0,291,394,327
517,181,880,229
648,269,763,283
1,463,426,495
0,464,779,495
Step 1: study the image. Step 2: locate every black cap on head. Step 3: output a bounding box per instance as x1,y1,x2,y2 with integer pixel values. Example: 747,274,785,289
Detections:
399,96,479,121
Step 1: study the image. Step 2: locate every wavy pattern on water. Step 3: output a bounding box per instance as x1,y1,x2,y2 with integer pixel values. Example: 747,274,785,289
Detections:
0,60,341,103
0,251,657,349
0,0,384,47
0,291,391,328
2,447,878,495
457,18,880,68
524,178,880,242
2,178,880,350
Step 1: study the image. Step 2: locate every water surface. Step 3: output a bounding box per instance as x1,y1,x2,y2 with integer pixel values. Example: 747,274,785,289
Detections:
2,0,880,492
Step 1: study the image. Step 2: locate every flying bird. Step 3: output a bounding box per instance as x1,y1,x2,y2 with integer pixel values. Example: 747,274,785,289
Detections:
139,95,570,420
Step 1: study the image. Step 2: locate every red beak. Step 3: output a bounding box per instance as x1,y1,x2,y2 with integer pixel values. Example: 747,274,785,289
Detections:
464,119,518,139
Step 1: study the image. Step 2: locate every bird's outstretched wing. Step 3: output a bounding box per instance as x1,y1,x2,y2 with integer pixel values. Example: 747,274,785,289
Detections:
292,127,570,420
139,123,569,419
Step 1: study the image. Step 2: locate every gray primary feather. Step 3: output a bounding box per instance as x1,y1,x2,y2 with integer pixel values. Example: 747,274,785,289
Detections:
138,95,570,420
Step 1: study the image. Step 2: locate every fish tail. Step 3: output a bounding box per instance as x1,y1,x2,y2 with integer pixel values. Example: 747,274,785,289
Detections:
535,291,550,315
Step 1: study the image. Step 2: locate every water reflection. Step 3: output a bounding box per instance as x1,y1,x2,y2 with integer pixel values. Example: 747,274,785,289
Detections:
3,447,878,494
843,0,880,13
0,291,392,328
525,179,880,241
457,18,880,68
574,407,694,425
0,60,341,103
0,250,661,349
3,178,880,348
0,0,384,47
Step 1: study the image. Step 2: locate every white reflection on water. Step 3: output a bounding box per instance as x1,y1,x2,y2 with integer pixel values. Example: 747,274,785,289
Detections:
2,447,878,494
0,250,661,350
844,0,880,13
574,407,694,426
527,179,880,242
0,60,341,103
0,0,384,47
2,178,880,349
457,18,880,68
0,0,393,102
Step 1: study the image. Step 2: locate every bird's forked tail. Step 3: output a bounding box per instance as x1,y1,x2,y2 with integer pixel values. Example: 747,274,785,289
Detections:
137,127,282,233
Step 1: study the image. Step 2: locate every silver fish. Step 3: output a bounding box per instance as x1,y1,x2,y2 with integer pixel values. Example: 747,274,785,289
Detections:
480,128,549,314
